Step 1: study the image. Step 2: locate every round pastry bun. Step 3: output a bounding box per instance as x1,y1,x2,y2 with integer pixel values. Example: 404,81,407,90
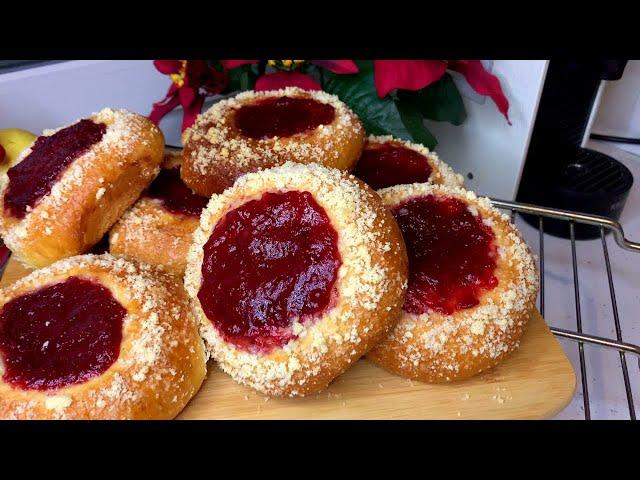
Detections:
181,87,365,196
367,183,538,383
355,135,464,188
109,150,201,276
0,254,206,420
0,108,165,268
184,162,408,396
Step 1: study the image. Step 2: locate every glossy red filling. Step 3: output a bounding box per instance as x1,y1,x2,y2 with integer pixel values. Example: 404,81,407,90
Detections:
234,96,335,139
145,167,209,217
392,195,498,315
4,119,106,219
0,277,125,390
354,144,433,190
198,191,341,353
0,145,6,166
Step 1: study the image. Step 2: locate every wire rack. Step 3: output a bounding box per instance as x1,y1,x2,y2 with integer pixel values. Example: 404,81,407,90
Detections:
0,199,638,419
491,198,640,420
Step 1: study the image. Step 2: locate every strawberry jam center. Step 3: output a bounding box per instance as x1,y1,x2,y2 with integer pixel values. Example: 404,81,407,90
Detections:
0,276,125,391
198,191,341,353
145,167,209,217
234,96,335,139
354,144,433,190
392,195,498,316
4,119,106,219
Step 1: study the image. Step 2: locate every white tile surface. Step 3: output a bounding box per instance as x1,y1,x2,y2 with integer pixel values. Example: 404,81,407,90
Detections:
512,140,640,419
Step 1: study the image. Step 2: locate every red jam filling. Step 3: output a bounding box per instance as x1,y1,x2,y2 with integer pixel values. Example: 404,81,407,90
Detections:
392,195,498,316
4,119,107,219
0,145,6,166
145,167,209,217
234,96,335,139
198,191,341,353
354,144,433,190
0,277,125,391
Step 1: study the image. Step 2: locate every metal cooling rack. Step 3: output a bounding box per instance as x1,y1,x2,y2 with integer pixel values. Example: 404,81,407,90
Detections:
491,198,640,420
0,199,638,419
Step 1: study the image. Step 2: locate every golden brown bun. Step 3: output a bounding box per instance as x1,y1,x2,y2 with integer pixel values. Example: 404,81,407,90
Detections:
109,152,200,276
184,162,408,396
181,87,365,196
0,254,207,419
109,199,199,276
0,109,165,268
367,184,539,383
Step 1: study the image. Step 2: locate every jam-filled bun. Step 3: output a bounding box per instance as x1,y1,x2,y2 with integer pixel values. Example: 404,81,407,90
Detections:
367,183,538,383
109,151,209,275
0,254,206,419
353,135,464,190
184,162,408,396
0,109,165,268
181,87,365,197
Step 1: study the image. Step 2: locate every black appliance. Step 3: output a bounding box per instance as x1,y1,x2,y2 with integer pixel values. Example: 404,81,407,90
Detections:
516,60,633,239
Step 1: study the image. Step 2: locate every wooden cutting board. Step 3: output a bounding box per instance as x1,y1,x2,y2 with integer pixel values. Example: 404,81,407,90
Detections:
0,258,576,419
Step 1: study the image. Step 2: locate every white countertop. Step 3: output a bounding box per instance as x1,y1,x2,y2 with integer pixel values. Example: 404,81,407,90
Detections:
512,140,640,419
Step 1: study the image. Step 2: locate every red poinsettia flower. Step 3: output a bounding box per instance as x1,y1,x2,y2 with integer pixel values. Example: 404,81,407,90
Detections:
374,60,511,123
221,60,359,91
150,60,228,131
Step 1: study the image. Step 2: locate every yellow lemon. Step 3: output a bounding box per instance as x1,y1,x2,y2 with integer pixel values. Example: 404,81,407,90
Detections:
0,128,37,175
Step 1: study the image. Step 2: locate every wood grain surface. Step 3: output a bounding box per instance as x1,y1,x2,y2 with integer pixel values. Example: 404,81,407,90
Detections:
0,257,576,419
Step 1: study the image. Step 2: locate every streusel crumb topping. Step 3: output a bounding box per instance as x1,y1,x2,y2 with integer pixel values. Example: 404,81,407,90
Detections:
185,162,406,395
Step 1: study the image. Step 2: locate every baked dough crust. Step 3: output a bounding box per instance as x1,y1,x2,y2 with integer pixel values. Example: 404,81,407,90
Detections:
181,87,365,196
0,254,206,419
109,152,199,275
367,183,538,383
184,162,408,396
0,109,165,268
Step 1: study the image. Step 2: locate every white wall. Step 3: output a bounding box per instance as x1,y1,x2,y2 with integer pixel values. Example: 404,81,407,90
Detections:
425,60,548,200
591,60,640,157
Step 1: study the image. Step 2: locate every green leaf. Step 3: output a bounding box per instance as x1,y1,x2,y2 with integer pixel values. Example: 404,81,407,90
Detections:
414,73,467,125
226,64,258,92
322,60,423,141
304,64,323,85
396,99,438,149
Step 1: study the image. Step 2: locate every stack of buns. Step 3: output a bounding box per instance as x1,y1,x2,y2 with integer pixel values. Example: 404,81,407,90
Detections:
0,87,537,419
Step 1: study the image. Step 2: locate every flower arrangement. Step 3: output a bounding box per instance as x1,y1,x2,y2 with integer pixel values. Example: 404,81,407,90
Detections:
150,60,510,149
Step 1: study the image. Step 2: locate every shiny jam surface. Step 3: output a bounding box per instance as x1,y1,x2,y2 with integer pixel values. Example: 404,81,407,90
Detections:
354,144,433,190
145,167,209,217
198,191,341,353
4,119,107,219
392,195,498,316
234,96,335,139
0,277,125,390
